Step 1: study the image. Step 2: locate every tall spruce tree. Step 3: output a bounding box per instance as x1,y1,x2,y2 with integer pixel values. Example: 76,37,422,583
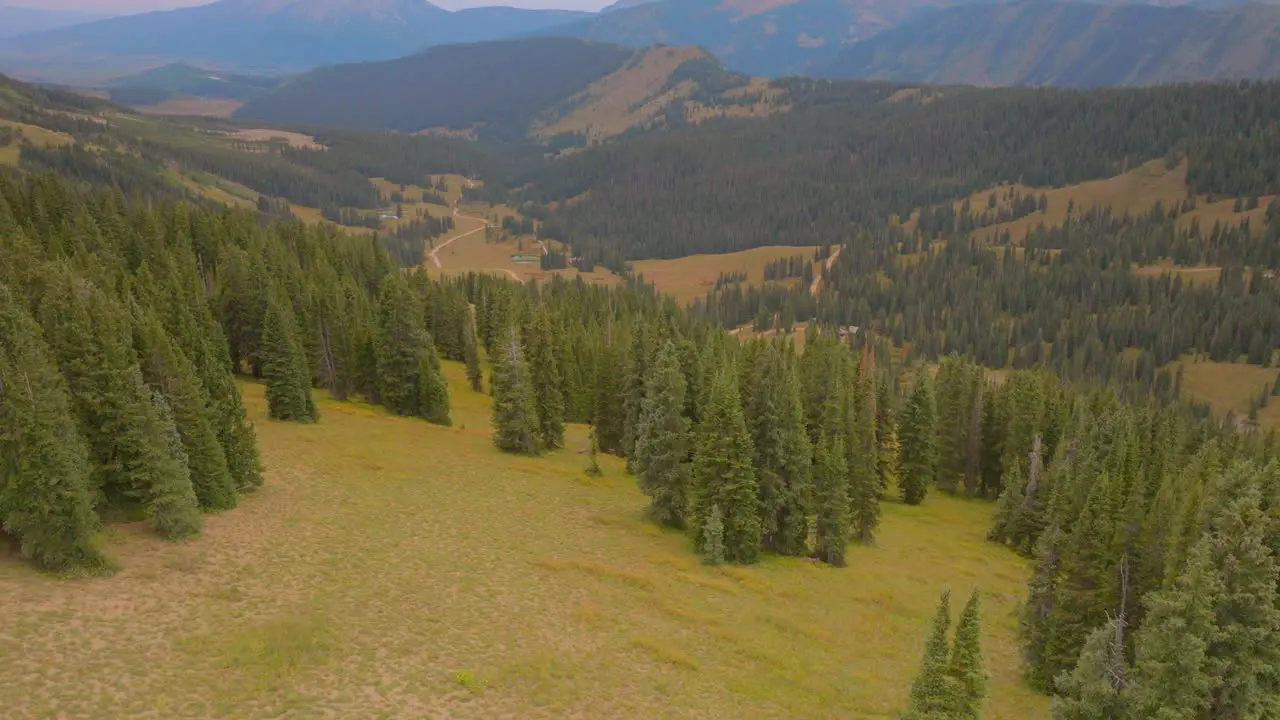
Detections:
491,327,541,456
462,302,483,393
745,342,813,553
634,341,692,528
903,590,956,720
135,312,238,512
813,432,850,567
900,375,939,506
1051,619,1130,720
262,294,318,423
691,370,761,564
418,346,452,426
0,285,106,572
525,308,565,449
376,273,427,417
849,371,881,544
950,590,986,720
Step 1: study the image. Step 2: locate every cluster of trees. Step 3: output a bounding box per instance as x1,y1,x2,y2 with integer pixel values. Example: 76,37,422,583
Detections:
384,213,455,267
0,173,262,572
902,590,986,720
320,203,382,229
524,80,1280,267
762,254,812,282
916,188,1048,239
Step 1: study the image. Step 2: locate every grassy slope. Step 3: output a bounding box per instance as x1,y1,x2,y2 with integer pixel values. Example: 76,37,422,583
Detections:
0,363,1048,719
1178,359,1280,429
633,245,821,304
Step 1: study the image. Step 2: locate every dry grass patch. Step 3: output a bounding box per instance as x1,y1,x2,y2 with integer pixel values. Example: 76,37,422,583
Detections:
1133,261,1222,287
1177,358,1280,428
229,128,323,150
136,98,243,118
0,119,74,165
633,245,821,304
630,635,701,670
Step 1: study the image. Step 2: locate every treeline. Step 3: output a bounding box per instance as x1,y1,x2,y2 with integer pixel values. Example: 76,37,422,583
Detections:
762,254,812,282
384,213,455,267
0,173,262,572
916,188,1048,239
523,80,1280,266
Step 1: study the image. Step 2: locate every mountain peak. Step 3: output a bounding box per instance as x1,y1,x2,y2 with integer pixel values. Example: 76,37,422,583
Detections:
214,0,444,22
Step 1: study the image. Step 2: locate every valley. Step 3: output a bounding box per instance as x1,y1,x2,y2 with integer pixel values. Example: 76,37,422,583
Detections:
1,12,1279,720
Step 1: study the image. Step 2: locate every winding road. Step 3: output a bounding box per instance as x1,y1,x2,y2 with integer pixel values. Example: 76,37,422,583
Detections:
428,205,490,269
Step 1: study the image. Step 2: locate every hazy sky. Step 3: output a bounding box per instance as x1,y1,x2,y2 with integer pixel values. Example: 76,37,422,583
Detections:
15,0,613,12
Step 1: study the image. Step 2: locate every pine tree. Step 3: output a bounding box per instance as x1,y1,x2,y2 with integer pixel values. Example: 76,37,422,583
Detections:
262,294,318,423
900,375,938,506
146,389,202,540
526,308,565,449
621,321,652,462
691,370,761,564
814,432,850,567
950,590,986,720
463,303,483,393
1051,619,1130,720
745,343,813,553
375,273,427,417
702,504,725,566
418,346,452,426
903,591,955,720
585,428,603,478
491,327,541,456
876,377,899,496
1126,540,1218,720
0,285,106,572
849,372,881,544
633,341,692,528
136,313,238,512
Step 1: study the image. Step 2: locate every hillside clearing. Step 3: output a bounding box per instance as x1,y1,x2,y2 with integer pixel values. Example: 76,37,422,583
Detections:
228,128,323,150
633,245,821,304
0,364,1048,720
1178,359,1280,428
136,98,244,118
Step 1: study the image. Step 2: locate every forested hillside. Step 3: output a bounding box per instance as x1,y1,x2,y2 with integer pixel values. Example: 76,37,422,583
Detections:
524,79,1280,265
815,1,1280,86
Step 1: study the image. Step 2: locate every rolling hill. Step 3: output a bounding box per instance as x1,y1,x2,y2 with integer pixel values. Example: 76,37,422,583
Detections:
0,0,591,82
235,39,777,143
815,1,1280,86
103,63,282,109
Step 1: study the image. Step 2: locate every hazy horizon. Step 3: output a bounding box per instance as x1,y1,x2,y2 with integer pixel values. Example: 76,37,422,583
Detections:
6,0,615,13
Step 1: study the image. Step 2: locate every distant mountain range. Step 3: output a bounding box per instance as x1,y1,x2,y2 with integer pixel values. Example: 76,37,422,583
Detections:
0,5,106,39
0,0,590,81
814,1,1280,86
3,0,1280,88
234,38,770,143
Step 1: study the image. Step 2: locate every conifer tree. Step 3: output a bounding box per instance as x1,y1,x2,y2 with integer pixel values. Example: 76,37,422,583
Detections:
849,372,881,544
0,285,107,573
879,420,902,497
691,371,761,564
585,428,603,478
900,375,938,506
904,591,955,720
526,308,565,449
745,343,813,553
950,590,986,720
702,504,725,566
37,272,201,538
634,341,692,528
1051,619,1130,720
136,313,238,512
814,432,850,567
262,294,318,423
1125,540,1217,720
462,303,483,393
376,273,427,417
418,347,452,426
491,328,541,456
621,321,652,462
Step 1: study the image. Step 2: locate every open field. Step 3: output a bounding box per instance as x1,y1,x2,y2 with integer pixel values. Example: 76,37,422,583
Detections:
904,159,1276,245
1133,261,1222,287
228,128,324,150
633,245,822,304
1177,359,1280,428
137,98,244,118
0,119,74,165
0,363,1048,720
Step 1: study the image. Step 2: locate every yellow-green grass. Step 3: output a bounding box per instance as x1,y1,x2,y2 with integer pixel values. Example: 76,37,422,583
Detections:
428,222,619,286
1177,359,1280,428
903,160,1275,244
633,245,822,304
0,362,1047,719
0,119,74,165
1133,261,1222,288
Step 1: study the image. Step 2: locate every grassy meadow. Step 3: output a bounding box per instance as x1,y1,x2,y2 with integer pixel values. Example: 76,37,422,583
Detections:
1178,359,1280,428
0,362,1049,720
633,246,822,304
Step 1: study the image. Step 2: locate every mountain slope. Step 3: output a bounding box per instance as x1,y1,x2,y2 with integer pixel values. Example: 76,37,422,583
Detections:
103,63,281,107
0,0,590,81
0,5,106,38
235,39,635,140
815,1,1280,86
